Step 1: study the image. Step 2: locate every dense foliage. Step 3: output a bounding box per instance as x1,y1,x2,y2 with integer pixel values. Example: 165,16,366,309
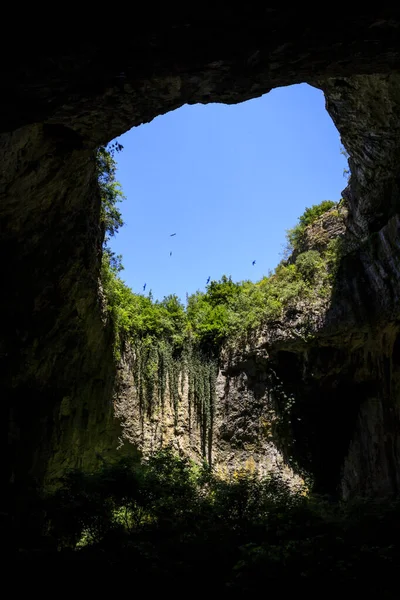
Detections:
12,451,399,592
98,146,342,358
101,218,342,356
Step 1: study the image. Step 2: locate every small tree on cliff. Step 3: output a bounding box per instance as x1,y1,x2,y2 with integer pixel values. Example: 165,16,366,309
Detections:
97,144,125,271
97,145,125,248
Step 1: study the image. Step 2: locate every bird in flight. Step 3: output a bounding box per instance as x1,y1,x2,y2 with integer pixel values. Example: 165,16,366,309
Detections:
170,251,172,257
252,260,256,266
206,276,210,284
143,283,146,291
170,233,176,237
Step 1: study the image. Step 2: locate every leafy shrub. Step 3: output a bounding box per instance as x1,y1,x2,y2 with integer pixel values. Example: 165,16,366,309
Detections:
41,452,400,591
295,250,324,282
98,162,342,357
286,200,337,253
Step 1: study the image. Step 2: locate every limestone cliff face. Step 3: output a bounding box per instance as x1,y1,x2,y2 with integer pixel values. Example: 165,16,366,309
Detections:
114,344,301,487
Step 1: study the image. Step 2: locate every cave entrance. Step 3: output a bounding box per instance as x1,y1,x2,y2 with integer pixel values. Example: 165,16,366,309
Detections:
106,83,348,302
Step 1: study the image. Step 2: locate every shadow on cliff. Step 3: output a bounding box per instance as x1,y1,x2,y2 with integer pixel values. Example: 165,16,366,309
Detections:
268,348,366,495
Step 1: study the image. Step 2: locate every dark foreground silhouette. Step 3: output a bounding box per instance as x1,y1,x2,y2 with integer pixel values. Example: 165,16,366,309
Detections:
4,449,400,594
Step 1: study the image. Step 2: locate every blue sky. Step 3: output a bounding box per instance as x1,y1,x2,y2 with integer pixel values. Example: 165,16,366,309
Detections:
110,83,347,302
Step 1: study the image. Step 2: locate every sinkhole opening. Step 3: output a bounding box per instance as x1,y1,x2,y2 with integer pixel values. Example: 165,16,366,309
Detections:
98,83,349,357
105,83,348,302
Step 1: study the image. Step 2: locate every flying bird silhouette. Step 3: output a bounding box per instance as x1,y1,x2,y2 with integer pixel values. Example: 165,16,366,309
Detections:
170,251,172,256
252,260,256,266
143,283,146,291
206,276,210,284
170,233,176,237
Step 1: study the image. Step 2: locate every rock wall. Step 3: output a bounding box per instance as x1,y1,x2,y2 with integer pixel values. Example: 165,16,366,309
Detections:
322,74,400,238
258,212,400,497
114,344,303,488
0,124,121,493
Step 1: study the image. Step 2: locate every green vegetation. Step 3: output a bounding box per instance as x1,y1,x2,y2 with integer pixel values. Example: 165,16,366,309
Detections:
101,208,342,355
13,451,399,591
100,233,342,457
286,199,337,254
98,146,342,357
97,145,125,271
97,147,124,243
97,149,343,452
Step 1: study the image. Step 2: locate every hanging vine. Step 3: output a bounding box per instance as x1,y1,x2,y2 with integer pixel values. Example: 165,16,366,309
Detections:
129,336,217,462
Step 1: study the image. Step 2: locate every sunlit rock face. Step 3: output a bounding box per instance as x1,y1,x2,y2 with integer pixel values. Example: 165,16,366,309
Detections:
2,13,400,502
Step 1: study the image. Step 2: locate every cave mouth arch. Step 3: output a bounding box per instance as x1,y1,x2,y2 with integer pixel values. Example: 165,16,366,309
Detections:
108,83,347,302
3,20,400,501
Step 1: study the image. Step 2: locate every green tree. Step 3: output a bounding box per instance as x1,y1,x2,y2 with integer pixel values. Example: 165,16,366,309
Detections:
97,146,125,247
